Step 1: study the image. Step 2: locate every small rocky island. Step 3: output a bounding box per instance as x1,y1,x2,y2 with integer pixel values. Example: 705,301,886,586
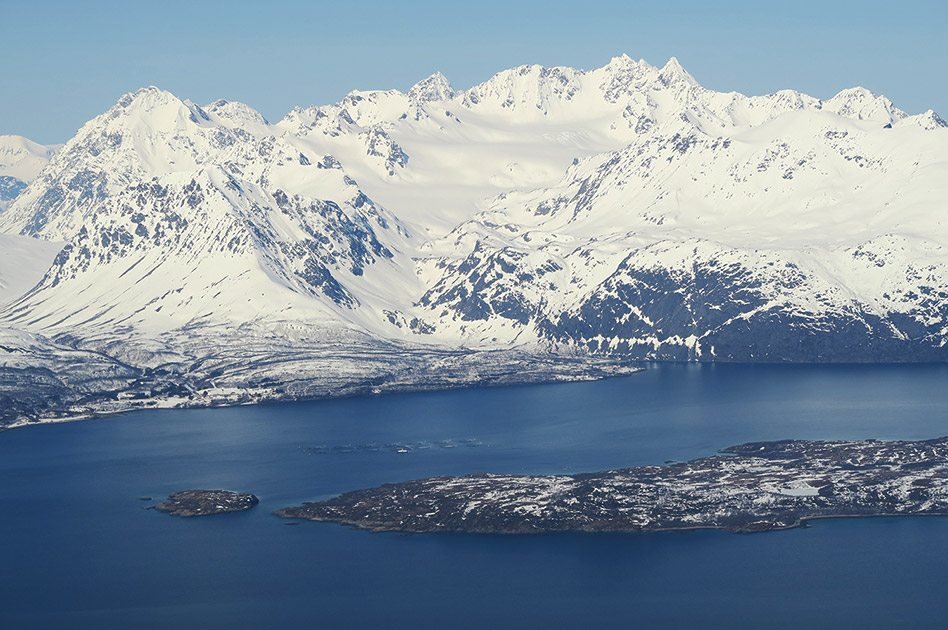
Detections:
153,490,259,517
275,437,948,534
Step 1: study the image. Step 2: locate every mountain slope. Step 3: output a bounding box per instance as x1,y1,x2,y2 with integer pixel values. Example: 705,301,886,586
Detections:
0,88,421,353
416,104,948,359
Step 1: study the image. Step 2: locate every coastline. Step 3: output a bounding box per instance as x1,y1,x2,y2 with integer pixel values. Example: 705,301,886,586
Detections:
0,362,643,433
278,510,948,536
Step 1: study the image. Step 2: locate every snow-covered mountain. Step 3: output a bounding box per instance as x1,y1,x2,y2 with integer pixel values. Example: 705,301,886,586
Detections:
1,55,947,424
0,136,64,304
0,135,60,212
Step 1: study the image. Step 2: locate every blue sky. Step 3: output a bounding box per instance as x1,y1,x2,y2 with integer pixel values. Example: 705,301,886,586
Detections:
3,0,946,144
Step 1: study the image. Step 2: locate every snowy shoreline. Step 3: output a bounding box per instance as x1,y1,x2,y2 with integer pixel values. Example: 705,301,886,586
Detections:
0,358,643,432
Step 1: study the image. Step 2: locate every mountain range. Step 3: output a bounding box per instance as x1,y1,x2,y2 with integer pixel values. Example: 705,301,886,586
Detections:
1,55,946,426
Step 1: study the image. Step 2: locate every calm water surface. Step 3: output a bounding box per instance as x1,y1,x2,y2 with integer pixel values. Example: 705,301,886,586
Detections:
3,363,948,628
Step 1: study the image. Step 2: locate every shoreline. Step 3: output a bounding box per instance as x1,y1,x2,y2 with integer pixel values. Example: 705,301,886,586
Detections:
278,510,948,536
0,363,643,433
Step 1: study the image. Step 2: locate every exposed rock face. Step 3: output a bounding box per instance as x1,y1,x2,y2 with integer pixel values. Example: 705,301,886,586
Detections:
152,490,259,517
275,437,948,534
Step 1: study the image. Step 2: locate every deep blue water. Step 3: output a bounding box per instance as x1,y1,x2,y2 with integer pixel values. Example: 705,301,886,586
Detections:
3,363,948,629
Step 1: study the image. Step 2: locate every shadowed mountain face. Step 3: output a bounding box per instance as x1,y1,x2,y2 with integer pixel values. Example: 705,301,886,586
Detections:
1,57,948,425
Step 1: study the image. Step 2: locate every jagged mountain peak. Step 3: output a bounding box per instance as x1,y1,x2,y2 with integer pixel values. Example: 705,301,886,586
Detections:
113,85,206,116
408,71,457,102
482,62,585,84
595,55,663,103
462,63,585,112
922,109,947,128
1,87,324,240
830,86,877,99
342,87,401,102
897,108,948,130
122,84,170,101
68,85,218,147
658,56,699,87
600,53,652,73
823,86,906,124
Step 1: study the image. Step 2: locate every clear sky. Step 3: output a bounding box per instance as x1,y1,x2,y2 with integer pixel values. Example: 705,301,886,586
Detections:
3,0,946,144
